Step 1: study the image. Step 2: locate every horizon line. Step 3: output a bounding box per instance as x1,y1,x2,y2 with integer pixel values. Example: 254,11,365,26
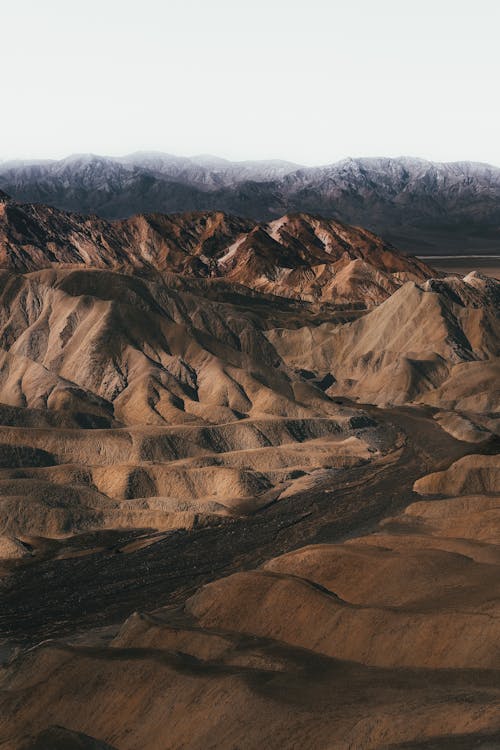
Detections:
1,152,500,171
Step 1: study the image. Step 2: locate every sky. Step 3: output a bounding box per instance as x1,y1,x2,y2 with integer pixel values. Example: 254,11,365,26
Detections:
2,0,500,166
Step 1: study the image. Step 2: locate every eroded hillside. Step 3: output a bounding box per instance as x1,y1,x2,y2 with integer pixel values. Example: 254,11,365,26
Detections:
0,201,498,750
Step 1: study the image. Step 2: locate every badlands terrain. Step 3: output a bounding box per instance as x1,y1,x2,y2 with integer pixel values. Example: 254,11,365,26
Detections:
0,192,499,749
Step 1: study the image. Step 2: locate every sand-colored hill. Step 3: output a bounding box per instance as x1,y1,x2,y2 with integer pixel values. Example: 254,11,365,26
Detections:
268,272,500,407
422,358,500,413
0,265,390,541
413,453,500,497
0,267,329,425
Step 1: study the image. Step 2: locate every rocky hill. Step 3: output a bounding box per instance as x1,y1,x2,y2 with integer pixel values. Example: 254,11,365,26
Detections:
0,195,433,305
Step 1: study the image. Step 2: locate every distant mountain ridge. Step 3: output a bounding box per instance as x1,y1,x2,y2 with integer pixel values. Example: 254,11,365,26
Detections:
1,154,500,254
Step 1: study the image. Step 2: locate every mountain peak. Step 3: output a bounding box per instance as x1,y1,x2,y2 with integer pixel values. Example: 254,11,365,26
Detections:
1,154,500,253
0,199,434,306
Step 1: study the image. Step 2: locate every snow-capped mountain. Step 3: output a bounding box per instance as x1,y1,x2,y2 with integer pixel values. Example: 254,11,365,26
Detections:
1,154,500,253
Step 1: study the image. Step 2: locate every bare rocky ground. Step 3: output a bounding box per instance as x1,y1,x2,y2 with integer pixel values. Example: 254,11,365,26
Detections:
0,201,499,749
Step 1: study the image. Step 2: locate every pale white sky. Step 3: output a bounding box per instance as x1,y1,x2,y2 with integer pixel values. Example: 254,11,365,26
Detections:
2,0,499,166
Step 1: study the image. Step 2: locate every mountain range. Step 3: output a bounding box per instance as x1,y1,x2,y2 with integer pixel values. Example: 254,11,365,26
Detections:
2,153,500,253
0,192,432,305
